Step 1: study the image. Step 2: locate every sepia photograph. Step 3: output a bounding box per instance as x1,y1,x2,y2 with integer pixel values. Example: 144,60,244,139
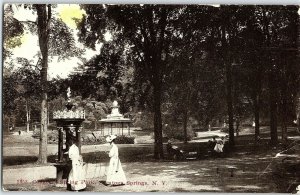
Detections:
2,3,300,193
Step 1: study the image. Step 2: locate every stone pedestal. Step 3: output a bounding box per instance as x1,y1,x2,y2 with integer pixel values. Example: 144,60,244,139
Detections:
54,163,71,188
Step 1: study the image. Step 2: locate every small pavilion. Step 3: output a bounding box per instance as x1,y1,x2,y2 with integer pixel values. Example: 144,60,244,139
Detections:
99,101,132,136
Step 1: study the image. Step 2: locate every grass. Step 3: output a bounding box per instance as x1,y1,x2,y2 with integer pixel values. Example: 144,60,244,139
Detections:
2,134,296,166
3,145,155,167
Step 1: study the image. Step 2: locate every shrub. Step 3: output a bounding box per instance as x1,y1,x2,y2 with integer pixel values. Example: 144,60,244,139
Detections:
32,129,58,143
82,135,135,145
82,136,107,145
114,135,135,144
48,130,58,144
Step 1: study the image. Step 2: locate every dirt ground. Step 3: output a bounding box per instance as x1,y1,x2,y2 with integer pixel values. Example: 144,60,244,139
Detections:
3,127,300,192
2,149,292,192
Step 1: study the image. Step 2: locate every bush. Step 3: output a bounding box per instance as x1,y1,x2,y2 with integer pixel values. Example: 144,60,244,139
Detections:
82,135,107,145
82,135,135,145
48,130,58,144
114,135,135,144
32,129,58,143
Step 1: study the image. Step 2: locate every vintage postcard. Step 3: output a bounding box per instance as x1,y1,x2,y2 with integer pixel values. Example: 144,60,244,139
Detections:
2,3,300,193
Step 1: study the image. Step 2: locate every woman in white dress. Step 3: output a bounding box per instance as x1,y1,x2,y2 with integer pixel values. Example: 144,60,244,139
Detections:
106,135,127,186
67,139,86,191
214,137,225,153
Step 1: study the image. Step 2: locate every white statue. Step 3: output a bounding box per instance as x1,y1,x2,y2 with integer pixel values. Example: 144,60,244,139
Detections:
112,100,118,107
67,87,71,100
106,101,123,118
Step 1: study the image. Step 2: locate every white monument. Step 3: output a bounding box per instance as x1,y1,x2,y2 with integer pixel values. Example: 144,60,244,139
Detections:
107,101,123,119
67,87,71,101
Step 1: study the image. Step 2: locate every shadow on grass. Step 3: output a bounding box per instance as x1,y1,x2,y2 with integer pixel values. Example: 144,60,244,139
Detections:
1,138,284,167
3,156,39,166
82,147,156,163
3,146,156,166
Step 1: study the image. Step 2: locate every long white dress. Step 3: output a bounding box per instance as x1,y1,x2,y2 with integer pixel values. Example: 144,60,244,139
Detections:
214,140,224,153
68,144,86,191
106,143,127,185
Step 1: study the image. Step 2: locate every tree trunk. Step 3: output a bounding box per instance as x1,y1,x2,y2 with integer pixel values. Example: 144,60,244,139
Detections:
254,94,260,143
26,100,30,133
153,78,164,160
183,86,191,144
297,12,300,133
221,24,235,148
204,117,210,131
39,94,48,163
269,68,278,146
183,108,188,144
7,116,11,132
94,119,98,130
232,71,239,137
298,113,300,133
226,61,235,147
235,117,240,136
281,113,288,145
36,4,51,164
254,68,262,144
280,77,288,145
47,109,50,125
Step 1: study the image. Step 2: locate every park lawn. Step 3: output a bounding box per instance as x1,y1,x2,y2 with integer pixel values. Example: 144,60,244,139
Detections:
3,127,299,166
2,144,155,166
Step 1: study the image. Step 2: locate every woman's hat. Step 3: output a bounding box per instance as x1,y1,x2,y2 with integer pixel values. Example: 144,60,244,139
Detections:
106,134,117,143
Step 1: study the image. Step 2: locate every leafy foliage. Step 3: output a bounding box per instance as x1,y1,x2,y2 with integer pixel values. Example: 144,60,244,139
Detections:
3,5,24,59
49,18,84,60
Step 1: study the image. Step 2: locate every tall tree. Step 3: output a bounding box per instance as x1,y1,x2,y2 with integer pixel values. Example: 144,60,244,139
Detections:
215,5,241,147
256,6,299,146
13,58,41,132
275,6,299,145
3,73,19,132
232,6,265,143
4,4,83,163
165,6,224,142
78,5,185,159
34,4,51,163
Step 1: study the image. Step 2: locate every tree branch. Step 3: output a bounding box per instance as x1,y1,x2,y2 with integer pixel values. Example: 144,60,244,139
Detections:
146,6,156,44
17,20,37,25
